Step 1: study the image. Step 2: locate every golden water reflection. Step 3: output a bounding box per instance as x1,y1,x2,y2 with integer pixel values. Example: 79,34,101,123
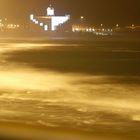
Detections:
0,41,140,139
0,66,140,120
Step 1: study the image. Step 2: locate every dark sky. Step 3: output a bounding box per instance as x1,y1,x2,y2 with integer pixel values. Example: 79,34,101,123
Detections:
0,0,140,25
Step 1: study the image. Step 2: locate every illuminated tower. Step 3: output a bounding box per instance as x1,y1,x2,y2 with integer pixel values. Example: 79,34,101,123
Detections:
30,5,70,32
47,5,54,16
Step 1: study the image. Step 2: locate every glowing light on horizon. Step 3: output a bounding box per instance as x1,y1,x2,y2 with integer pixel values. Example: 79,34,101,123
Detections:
30,14,34,21
116,24,119,27
89,28,92,32
80,16,84,20
86,28,89,32
40,23,43,26
44,25,48,31
30,6,70,31
35,21,39,24
7,24,20,29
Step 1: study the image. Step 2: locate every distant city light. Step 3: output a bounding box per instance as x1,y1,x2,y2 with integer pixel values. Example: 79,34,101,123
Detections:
44,25,48,31
116,24,119,27
32,19,36,23
30,14,34,20
40,23,43,26
26,5,140,34
80,16,84,20
86,28,89,32
35,21,39,24
75,28,79,31
89,28,92,32
6,24,20,29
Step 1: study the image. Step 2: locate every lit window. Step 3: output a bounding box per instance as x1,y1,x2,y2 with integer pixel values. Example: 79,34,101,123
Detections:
47,7,54,16
35,21,39,24
44,25,48,31
30,14,34,20
40,23,43,26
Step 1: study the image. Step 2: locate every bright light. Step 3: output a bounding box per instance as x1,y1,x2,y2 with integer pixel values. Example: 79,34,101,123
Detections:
89,28,92,32
51,15,70,31
29,6,70,31
7,24,20,29
32,19,36,23
40,23,43,26
35,21,39,24
47,6,54,16
30,14,34,20
75,28,79,31
80,16,84,20
44,25,48,31
116,24,119,27
86,28,89,32
72,29,75,32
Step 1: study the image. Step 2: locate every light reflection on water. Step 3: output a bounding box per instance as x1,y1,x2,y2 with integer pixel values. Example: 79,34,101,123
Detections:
0,68,140,111
0,41,140,139
0,43,79,53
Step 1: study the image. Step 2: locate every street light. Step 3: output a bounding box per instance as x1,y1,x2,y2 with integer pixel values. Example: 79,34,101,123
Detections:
116,24,119,28
80,16,84,20
132,24,134,27
132,24,135,28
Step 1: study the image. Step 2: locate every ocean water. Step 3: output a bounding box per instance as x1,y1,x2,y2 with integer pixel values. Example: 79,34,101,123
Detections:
0,37,140,139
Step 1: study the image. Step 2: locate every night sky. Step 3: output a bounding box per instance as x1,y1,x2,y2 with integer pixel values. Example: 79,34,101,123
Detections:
0,0,140,25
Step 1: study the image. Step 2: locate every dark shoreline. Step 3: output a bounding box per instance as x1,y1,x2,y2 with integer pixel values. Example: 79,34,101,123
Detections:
0,31,140,41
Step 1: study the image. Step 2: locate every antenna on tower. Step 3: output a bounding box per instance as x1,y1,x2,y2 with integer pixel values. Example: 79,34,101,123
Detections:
47,4,54,16
49,0,53,7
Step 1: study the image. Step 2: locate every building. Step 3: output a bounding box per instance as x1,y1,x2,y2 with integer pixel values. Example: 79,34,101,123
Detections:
0,18,23,32
30,5,71,32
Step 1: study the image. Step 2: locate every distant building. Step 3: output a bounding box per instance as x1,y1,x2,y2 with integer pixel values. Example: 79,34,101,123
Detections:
0,18,23,32
30,5,71,32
